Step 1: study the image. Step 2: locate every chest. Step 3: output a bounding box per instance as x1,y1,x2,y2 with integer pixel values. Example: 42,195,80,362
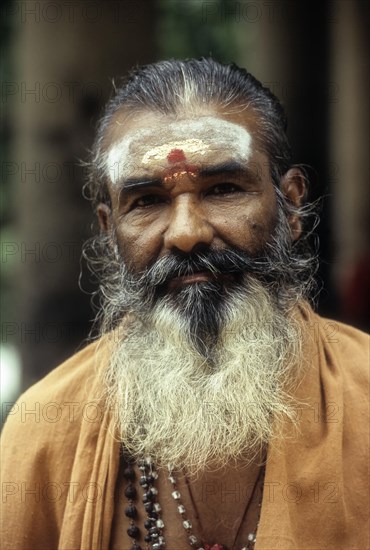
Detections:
110,461,264,550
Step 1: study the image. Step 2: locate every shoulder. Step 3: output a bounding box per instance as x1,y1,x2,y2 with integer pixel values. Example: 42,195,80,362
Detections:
1,336,111,455
0,336,113,549
312,313,369,399
315,314,369,366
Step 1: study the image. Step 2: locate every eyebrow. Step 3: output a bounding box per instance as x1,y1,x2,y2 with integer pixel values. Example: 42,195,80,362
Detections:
121,178,163,191
118,160,261,195
198,160,261,182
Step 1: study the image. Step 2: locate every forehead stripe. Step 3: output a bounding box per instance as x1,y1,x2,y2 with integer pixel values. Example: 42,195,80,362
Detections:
106,117,253,186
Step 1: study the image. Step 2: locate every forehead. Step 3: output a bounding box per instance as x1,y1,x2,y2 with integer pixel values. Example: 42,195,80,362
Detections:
104,108,258,185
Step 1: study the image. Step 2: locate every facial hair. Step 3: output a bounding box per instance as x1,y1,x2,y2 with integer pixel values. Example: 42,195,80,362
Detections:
90,196,314,473
97,198,313,353
104,276,303,475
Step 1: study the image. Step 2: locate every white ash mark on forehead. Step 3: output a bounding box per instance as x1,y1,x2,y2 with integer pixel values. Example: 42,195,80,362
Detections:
105,117,252,185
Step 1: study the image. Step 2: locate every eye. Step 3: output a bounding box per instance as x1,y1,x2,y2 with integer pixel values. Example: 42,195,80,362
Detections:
132,194,166,209
206,183,242,196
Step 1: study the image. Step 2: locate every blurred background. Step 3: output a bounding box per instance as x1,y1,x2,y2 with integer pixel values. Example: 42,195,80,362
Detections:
1,0,369,411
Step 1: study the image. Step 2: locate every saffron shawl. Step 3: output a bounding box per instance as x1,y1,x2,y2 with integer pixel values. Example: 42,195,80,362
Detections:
1,308,369,549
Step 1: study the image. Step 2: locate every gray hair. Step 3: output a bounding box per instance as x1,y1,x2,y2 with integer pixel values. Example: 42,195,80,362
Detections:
82,58,320,336
85,58,293,208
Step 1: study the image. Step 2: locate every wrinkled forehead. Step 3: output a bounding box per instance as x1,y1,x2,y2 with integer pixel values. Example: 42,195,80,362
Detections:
105,116,254,185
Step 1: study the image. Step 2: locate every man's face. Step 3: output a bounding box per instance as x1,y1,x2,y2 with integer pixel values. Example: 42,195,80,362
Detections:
97,105,307,469
101,106,280,277
97,105,305,350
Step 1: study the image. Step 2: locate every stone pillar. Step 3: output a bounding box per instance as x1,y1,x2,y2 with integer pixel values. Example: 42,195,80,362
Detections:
5,0,156,390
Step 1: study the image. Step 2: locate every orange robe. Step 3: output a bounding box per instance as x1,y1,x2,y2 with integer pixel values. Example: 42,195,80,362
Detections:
1,308,369,549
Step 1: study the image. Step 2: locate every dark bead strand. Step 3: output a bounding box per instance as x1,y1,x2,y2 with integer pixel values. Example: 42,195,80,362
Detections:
123,461,143,550
138,457,165,549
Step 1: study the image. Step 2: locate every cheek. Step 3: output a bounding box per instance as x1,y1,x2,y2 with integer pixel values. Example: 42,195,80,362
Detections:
115,220,164,272
213,199,277,253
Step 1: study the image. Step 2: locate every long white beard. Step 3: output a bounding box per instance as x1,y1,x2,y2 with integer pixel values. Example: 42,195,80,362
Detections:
104,278,303,475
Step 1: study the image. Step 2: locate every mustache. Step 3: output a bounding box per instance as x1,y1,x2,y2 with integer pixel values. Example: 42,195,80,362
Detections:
129,246,276,289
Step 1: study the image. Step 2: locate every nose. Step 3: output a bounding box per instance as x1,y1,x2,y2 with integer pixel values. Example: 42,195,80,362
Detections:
163,196,214,253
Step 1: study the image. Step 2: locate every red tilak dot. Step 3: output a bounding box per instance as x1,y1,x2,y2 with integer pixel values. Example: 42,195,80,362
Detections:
167,148,186,164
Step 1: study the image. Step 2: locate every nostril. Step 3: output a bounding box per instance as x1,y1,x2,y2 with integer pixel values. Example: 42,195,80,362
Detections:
172,243,211,257
190,243,212,255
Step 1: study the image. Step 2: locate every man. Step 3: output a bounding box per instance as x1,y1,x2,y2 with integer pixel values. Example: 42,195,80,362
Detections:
1,58,368,550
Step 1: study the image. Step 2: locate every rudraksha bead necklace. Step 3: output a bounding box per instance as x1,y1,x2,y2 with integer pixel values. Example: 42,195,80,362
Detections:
138,457,165,549
122,459,142,550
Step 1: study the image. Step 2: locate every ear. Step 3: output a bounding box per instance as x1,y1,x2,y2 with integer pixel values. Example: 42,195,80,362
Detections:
280,167,306,241
97,203,112,233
